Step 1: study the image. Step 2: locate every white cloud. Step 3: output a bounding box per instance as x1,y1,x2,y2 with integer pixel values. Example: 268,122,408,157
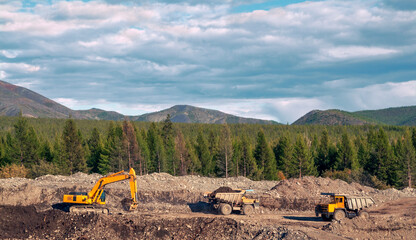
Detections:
0,70,6,79
319,46,398,61
350,80,416,110
1,50,20,58
1,0,416,123
0,63,41,72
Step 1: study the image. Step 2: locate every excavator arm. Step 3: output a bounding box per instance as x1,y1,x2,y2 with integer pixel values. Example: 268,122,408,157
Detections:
63,168,139,213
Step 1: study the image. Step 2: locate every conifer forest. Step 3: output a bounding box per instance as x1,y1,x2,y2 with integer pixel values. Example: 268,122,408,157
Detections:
0,115,415,190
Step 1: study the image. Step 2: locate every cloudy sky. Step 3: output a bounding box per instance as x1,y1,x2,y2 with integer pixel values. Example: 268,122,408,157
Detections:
1,0,416,123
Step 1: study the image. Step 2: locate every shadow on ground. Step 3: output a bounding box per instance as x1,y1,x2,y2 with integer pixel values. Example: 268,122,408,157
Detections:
52,203,71,212
187,201,214,214
283,216,323,222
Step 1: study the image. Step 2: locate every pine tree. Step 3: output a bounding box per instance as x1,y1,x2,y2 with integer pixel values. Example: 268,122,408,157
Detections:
61,119,87,174
254,130,277,180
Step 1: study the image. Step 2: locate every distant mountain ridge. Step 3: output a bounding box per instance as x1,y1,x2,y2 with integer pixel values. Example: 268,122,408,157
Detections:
293,106,416,126
0,80,276,124
133,105,276,124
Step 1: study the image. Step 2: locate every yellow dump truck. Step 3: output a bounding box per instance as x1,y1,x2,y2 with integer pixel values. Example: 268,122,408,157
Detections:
315,193,375,221
204,188,259,215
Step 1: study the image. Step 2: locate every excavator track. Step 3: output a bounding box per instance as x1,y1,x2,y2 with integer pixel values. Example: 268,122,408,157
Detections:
69,205,110,214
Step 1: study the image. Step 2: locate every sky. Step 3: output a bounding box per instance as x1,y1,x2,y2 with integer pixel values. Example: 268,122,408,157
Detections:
1,0,416,123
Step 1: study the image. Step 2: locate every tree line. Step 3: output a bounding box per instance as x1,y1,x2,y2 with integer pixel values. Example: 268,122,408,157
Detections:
0,115,415,189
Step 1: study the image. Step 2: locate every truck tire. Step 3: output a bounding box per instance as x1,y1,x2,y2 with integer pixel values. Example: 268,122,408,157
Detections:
242,204,254,215
334,210,346,221
219,203,232,215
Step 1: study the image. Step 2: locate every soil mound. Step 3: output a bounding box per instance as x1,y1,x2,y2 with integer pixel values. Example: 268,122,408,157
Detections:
209,186,241,197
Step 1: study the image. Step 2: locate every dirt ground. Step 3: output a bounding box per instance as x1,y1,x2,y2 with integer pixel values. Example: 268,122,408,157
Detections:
0,172,416,239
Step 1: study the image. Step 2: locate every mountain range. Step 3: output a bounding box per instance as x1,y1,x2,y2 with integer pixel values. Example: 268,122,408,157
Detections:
0,80,276,124
1,80,416,126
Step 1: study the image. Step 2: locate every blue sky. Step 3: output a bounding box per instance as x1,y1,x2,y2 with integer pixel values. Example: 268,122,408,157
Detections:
1,0,416,123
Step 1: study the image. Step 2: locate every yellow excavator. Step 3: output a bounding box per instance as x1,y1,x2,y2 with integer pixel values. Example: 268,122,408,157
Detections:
63,168,139,214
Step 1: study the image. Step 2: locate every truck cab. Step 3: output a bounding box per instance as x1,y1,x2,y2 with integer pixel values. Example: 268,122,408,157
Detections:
315,193,375,221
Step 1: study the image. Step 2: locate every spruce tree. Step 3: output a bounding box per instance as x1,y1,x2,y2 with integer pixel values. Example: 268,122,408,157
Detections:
106,122,126,171
401,130,416,188
188,142,202,175
254,130,277,180
174,129,189,175
274,134,292,173
291,134,317,178
87,128,102,173
336,131,358,170
136,128,150,175
371,128,395,185
61,119,87,174
217,124,233,178
162,114,176,175
122,120,138,169
240,135,259,179
147,123,166,173
39,140,54,163
315,129,330,175
97,145,111,175
14,116,40,166
195,132,212,176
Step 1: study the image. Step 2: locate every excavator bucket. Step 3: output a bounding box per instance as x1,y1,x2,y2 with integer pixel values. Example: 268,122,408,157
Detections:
129,201,139,211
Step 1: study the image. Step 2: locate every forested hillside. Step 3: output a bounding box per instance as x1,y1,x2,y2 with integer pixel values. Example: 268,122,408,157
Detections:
0,115,415,189
294,106,416,126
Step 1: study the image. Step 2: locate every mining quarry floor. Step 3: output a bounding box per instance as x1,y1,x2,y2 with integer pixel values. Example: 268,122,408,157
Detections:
1,173,416,239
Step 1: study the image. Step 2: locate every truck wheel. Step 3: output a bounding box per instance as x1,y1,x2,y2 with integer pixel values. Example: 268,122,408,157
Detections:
242,204,254,215
334,210,346,221
219,203,232,215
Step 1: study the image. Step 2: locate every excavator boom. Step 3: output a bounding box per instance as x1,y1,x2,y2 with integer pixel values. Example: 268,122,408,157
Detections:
63,168,139,213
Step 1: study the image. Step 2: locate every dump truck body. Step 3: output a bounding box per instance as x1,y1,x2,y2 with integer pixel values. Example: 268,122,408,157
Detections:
204,189,259,215
315,193,375,221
